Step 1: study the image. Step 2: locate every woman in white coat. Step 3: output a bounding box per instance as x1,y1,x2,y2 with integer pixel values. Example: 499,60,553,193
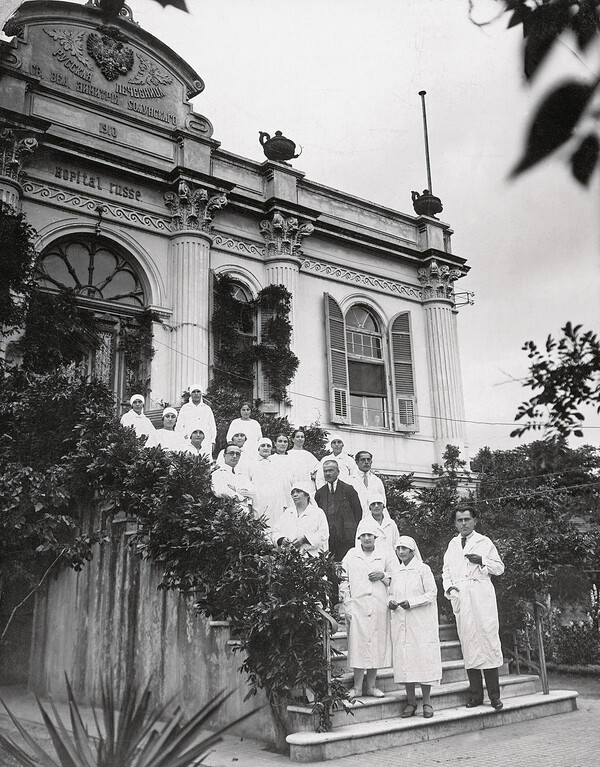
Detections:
388,536,442,718
340,517,393,701
226,402,263,453
367,493,400,552
249,438,287,527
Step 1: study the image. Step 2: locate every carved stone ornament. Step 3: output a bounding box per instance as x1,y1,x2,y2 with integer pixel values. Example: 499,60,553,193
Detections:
87,25,134,81
259,212,314,258
417,259,462,302
0,129,38,182
164,181,228,233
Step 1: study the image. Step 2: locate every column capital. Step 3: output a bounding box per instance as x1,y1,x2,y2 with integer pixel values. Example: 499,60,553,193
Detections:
0,127,39,183
417,259,462,303
164,180,228,233
259,210,314,260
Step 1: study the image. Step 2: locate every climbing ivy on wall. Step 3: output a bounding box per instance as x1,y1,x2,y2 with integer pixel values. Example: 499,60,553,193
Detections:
210,274,299,405
0,203,37,334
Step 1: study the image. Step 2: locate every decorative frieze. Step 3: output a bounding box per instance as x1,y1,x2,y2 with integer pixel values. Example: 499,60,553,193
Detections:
213,234,265,258
300,258,423,301
417,259,462,302
259,211,314,258
164,180,227,233
0,128,38,182
22,180,171,230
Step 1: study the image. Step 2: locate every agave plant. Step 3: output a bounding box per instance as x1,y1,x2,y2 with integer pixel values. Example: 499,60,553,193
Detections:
0,676,258,766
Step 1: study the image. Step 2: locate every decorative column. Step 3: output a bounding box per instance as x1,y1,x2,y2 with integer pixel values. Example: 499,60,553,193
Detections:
0,127,39,209
164,181,227,402
417,259,467,463
259,211,314,339
259,211,314,411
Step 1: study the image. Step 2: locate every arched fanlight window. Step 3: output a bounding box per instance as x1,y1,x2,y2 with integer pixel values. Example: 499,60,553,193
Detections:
37,237,146,307
35,235,150,411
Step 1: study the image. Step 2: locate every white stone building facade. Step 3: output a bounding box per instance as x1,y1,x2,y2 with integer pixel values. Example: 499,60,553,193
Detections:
1,0,470,478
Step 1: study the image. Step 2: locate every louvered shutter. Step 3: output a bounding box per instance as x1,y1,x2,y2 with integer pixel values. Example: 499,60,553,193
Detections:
324,293,350,424
390,312,418,431
258,304,277,411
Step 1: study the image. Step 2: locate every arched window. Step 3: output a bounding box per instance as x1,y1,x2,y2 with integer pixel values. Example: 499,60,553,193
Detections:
346,305,387,428
324,293,418,431
35,235,151,411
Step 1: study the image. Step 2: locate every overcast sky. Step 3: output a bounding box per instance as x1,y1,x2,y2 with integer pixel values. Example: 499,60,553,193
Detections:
4,0,600,455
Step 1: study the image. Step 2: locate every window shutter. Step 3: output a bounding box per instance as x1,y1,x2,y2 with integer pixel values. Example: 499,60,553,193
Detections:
390,312,418,431
258,304,277,411
324,293,350,424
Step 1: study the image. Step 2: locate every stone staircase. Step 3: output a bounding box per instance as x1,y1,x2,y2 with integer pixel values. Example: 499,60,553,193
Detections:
286,621,578,762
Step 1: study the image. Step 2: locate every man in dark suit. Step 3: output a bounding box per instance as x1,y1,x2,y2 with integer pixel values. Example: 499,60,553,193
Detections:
315,459,363,561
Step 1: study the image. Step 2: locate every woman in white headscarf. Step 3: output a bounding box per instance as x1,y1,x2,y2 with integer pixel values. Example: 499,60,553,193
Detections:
120,394,157,447
340,517,394,701
249,438,286,526
388,536,442,719
367,492,400,552
271,481,329,557
156,407,187,452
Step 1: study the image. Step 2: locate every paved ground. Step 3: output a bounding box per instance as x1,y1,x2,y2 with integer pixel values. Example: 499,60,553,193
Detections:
1,673,599,766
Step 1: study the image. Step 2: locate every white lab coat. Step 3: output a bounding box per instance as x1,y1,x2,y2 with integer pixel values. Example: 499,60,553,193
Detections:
285,448,319,487
226,417,263,453
388,558,442,684
211,464,256,511
340,546,393,669
156,429,188,452
249,455,287,526
175,400,217,445
271,501,329,557
350,471,387,516
369,511,400,553
120,409,157,447
442,531,504,669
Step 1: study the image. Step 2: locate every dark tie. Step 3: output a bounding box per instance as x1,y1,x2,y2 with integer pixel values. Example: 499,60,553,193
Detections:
461,536,466,548
329,483,334,494
232,467,236,474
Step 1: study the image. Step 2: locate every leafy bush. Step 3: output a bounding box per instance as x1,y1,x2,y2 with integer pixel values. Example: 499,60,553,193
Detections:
551,620,600,666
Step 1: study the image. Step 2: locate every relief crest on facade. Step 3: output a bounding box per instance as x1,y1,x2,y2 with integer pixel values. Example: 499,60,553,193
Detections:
87,25,134,81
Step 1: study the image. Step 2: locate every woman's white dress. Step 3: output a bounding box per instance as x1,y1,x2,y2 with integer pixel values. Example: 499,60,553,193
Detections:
285,448,319,487
226,417,263,453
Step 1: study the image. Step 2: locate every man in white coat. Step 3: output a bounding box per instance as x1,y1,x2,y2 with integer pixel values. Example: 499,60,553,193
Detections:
442,505,505,710
211,442,256,512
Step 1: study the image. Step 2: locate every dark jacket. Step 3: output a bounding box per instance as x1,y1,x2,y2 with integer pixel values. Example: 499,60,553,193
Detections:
315,479,362,560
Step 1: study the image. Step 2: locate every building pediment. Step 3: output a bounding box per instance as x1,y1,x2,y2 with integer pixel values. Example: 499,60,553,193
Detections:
2,1,212,140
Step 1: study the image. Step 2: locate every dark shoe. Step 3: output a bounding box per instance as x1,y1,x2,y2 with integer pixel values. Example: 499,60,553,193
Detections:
466,698,484,708
491,699,503,711
422,704,434,718
401,703,417,718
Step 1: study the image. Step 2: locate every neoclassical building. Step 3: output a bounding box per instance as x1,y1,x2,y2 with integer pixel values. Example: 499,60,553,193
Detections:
1,0,470,477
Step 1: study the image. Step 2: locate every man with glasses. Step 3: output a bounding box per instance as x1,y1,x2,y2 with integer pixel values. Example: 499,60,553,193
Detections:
211,442,256,512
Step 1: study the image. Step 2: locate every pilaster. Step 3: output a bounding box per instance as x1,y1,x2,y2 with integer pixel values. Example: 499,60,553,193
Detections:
417,259,467,462
164,181,228,402
0,126,39,209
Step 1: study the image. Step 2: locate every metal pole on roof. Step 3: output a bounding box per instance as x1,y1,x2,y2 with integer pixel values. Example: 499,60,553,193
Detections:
418,90,433,193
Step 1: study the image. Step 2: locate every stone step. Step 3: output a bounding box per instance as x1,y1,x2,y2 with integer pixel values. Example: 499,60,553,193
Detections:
287,689,578,762
287,674,538,732
337,660,509,692
331,639,463,666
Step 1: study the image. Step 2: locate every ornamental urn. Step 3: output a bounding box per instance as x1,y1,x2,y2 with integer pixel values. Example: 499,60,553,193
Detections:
259,131,302,162
411,189,443,217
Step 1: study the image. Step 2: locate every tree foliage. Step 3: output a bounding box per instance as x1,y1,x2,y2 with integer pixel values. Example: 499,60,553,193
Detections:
497,1,600,184
512,322,600,439
0,203,37,334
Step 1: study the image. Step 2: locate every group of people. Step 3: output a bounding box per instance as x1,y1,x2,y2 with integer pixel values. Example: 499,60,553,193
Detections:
341,506,505,717
120,391,506,717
